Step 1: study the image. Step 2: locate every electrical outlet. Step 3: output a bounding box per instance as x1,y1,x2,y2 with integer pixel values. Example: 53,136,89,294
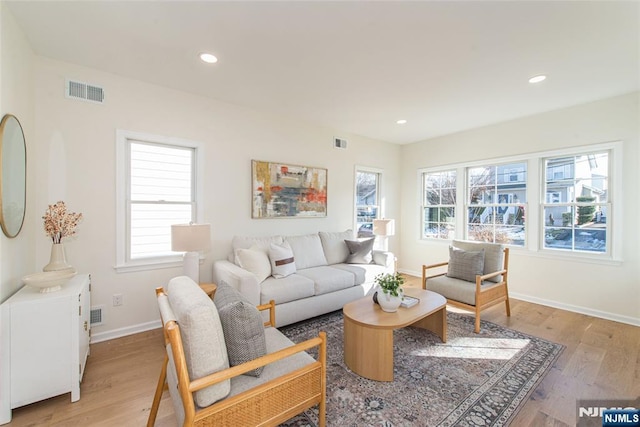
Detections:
113,294,123,307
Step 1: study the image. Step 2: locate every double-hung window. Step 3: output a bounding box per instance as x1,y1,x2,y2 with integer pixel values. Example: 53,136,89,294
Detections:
355,169,381,237
116,130,202,272
467,162,527,246
542,151,609,253
422,170,456,239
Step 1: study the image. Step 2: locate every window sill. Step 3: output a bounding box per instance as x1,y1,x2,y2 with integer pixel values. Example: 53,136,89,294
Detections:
114,257,184,273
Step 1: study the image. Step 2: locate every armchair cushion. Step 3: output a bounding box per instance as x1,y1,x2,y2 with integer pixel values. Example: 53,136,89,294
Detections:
214,281,267,377
447,247,485,283
345,237,375,264
452,240,504,282
166,276,230,408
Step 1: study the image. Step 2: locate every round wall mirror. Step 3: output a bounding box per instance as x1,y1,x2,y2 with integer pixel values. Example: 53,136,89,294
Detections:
0,114,27,238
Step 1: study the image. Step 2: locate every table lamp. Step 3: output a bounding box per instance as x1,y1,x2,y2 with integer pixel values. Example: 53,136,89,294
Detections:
171,223,211,283
373,218,395,251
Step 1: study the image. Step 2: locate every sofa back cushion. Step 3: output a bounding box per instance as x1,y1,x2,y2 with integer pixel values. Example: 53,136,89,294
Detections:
319,230,354,265
452,240,504,283
166,276,230,407
285,233,328,270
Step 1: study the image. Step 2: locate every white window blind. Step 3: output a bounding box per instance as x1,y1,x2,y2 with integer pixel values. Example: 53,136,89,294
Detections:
128,141,194,260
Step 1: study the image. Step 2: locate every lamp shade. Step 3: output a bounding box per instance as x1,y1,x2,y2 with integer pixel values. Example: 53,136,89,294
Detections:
373,219,395,237
171,223,211,252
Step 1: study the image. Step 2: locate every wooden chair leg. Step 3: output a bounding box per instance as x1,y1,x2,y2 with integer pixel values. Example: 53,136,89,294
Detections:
147,354,169,427
474,308,481,333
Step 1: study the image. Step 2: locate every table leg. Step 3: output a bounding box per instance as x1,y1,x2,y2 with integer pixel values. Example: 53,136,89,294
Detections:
412,306,447,343
344,316,394,381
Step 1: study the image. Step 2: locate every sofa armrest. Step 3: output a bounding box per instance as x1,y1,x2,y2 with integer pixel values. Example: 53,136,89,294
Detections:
212,260,261,306
372,250,395,270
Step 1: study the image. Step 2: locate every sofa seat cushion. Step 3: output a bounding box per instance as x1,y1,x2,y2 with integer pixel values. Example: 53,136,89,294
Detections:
296,266,355,296
332,263,388,286
426,275,494,306
260,274,315,305
214,281,267,377
285,233,328,269
319,230,354,265
166,276,230,408
228,327,315,398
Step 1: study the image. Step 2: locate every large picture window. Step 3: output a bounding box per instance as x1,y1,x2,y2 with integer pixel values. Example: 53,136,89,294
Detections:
543,151,609,253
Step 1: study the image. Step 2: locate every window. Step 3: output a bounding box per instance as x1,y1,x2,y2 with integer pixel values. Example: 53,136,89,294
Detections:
116,130,202,271
419,141,619,260
355,169,380,237
467,162,527,246
421,170,456,239
542,151,609,253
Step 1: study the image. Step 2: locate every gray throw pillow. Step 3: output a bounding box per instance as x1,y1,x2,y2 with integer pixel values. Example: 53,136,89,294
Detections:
213,281,267,377
447,247,485,283
345,237,375,264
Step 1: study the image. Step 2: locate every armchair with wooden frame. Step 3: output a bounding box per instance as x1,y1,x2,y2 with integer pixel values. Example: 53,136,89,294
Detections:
422,240,510,333
147,281,327,427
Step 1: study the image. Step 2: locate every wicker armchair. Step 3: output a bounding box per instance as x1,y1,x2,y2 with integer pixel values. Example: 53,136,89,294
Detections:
422,240,510,333
147,285,326,427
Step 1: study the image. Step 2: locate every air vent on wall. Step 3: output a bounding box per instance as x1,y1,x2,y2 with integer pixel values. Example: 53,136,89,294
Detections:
90,305,105,326
66,79,105,104
334,137,347,149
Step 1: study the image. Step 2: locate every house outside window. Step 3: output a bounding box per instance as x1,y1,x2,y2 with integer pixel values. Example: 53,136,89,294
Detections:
116,130,203,272
467,162,527,246
422,170,456,239
355,170,380,237
543,151,609,253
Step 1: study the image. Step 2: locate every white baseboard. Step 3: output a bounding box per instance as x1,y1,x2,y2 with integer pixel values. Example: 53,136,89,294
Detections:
91,319,161,344
398,268,640,327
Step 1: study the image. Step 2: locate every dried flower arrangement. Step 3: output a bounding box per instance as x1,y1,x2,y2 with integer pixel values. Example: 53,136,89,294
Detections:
42,201,83,244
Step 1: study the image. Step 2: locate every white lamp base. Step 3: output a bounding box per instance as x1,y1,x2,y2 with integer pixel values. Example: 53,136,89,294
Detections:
183,251,200,283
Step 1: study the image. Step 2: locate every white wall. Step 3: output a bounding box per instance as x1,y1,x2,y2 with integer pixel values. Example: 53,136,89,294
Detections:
31,57,401,340
399,92,640,325
0,3,35,303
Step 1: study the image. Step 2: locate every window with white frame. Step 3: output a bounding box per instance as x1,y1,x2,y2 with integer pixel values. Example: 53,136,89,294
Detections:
542,151,609,253
419,142,619,259
355,170,380,237
116,130,202,271
467,162,527,246
421,170,456,239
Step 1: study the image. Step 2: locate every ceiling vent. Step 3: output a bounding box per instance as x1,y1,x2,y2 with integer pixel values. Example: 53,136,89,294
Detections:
334,137,347,149
66,79,105,104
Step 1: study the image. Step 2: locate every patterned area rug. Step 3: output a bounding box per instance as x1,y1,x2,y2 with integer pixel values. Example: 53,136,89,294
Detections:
279,310,563,427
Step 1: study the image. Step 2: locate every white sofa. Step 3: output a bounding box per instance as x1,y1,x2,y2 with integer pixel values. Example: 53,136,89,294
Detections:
213,230,395,327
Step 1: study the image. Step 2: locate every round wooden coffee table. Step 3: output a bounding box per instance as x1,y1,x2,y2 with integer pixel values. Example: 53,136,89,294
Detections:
343,288,447,382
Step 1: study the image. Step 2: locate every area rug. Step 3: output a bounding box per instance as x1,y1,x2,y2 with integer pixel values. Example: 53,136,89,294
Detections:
279,310,564,427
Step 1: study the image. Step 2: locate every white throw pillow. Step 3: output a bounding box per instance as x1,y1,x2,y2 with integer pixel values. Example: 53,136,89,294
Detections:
235,245,272,283
268,242,297,278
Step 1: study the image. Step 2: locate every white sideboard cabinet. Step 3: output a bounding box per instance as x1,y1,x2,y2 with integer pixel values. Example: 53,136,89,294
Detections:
0,274,91,425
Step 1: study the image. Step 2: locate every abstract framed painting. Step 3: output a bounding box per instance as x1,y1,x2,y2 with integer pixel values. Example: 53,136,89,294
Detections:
252,160,327,218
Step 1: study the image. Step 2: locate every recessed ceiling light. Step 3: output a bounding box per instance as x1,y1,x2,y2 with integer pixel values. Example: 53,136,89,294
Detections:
199,53,218,64
528,75,546,83
396,119,407,125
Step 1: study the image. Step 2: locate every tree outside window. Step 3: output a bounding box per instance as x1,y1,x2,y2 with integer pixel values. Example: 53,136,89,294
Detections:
355,171,380,237
422,170,456,239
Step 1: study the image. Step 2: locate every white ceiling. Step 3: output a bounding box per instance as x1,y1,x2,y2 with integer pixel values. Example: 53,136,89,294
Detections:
5,1,639,144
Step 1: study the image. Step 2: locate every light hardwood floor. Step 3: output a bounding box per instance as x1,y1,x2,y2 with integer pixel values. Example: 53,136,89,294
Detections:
5,275,639,426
